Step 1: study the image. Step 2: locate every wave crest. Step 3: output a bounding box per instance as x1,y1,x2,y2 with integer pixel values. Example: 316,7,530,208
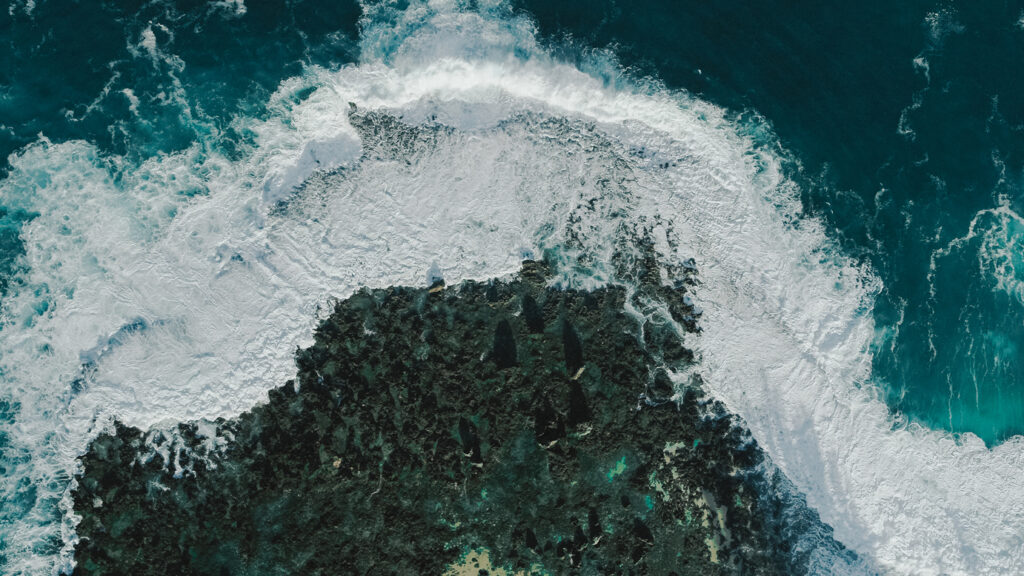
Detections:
1,2,1022,575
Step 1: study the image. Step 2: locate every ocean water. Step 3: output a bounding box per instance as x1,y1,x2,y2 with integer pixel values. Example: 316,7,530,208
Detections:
518,0,1024,445
0,0,1022,574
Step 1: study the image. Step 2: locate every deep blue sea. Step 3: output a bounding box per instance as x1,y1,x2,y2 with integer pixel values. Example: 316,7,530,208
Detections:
1,0,1023,573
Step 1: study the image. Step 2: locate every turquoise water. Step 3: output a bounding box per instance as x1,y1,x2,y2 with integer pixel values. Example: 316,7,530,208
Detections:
1,0,360,163
1,0,360,288
1,0,1024,573
5,0,1020,445
2,3,362,564
519,0,1024,444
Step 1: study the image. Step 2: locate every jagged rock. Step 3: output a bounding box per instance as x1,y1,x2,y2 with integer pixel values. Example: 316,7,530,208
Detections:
70,259,849,576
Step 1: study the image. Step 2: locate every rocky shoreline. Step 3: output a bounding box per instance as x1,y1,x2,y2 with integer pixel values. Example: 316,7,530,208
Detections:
70,257,851,575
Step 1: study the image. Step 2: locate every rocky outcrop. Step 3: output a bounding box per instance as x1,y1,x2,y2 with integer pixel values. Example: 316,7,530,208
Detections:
70,258,843,575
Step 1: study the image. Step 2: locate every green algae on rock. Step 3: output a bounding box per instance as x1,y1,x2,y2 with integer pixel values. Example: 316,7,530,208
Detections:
70,259,849,575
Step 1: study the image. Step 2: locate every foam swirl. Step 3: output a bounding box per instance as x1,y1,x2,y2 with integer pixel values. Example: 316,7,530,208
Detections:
0,2,1022,574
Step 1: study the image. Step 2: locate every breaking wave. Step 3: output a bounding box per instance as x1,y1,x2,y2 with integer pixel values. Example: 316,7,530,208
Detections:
1,1,1022,574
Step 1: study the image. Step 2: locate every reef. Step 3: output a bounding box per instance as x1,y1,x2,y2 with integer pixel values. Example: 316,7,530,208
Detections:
70,257,845,575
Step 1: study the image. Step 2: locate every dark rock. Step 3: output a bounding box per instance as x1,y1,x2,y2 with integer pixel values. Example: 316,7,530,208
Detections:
492,318,518,369
70,258,855,576
521,293,545,333
561,318,584,376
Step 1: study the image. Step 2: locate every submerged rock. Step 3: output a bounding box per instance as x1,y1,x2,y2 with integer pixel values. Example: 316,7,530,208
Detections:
70,259,850,575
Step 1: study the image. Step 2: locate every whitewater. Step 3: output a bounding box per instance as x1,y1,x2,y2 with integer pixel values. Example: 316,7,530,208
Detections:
1,1,1022,574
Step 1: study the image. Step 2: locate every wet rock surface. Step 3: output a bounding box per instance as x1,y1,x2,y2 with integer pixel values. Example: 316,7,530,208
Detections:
71,259,849,575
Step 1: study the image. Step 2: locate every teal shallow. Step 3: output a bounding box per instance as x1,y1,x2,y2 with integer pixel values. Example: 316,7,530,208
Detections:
517,0,1024,444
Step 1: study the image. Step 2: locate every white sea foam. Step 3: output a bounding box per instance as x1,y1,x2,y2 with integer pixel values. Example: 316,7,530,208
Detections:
2,1,1024,575
930,204,1024,306
925,8,965,46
